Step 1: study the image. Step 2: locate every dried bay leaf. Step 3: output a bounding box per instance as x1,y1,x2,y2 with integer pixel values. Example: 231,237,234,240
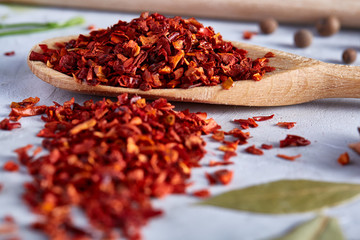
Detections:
271,215,345,240
199,179,360,213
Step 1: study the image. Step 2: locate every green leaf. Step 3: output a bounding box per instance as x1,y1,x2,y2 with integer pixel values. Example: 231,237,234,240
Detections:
0,16,85,37
59,16,85,28
199,179,360,213
0,22,50,29
272,215,345,240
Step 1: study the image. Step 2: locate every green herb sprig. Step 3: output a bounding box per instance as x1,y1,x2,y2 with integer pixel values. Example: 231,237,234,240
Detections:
0,16,85,37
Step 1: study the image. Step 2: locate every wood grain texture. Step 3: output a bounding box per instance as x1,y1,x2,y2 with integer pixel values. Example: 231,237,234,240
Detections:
27,36,360,106
5,0,360,28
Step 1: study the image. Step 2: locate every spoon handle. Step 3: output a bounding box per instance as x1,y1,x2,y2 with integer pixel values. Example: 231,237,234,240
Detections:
319,63,360,99
243,61,360,106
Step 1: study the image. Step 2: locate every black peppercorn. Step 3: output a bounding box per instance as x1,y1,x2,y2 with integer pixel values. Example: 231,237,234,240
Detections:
342,48,357,64
259,18,278,34
294,29,313,48
316,16,341,36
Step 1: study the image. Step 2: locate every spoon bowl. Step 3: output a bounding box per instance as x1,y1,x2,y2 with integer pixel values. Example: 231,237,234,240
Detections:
28,36,360,106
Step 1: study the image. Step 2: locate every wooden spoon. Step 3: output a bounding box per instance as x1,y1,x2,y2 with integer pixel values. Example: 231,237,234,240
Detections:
28,36,360,106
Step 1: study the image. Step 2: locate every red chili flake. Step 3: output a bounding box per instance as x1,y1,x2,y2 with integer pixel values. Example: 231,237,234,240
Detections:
0,220,16,234
245,145,264,155
223,151,237,161
192,189,211,198
252,114,274,121
4,51,15,56
280,135,311,148
200,117,221,134
276,154,302,161
10,96,40,108
9,106,46,121
252,73,262,81
208,160,234,167
87,24,96,30
221,77,234,90
261,144,273,150
29,13,274,91
264,52,275,58
9,97,46,121
225,128,250,144
338,152,350,165
10,94,220,240
205,172,217,185
0,118,21,131
233,118,258,129
277,122,296,129
243,31,257,40
4,216,14,224
219,140,239,152
213,169,233,185
3,161,19,172
0,183,3,192
13,145,32,165
211,130,225,141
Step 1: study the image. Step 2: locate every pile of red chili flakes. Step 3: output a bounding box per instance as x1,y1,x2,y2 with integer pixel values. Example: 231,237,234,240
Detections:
1,95,316,240
29,12,275,90
5,94,221,240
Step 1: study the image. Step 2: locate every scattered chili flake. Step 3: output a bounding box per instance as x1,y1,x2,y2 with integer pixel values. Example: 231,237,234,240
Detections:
3,161,19,172
0,222,16,234
211,130,225,141
9,97,46,121
192,189,211,198
87,24,96,30
234,118,258,129
4,216,14,224
276,154,302,161
252,72,262,81
14,145,32,165
243,31,257,40
261,144,273,150
277,122,296,129
29,12,274,91
0,215,17,236
280,135,311,148
0,118,21,131
221,77,234,90
9,105,46,121
208,160,234,167
225,128,250,144
223,151,237,161
252,114,274,121
245,145,264,155
213,169,233,185
264,52,275,58
10,94,220,240
198,113,221,134
338,152,350,165
0,183,2,192
219,140,239,152
205,172,217,185
10,96,40,108
4,51,15,56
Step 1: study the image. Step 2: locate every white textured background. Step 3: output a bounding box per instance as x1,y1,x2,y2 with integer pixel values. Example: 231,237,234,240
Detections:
0,4,359,240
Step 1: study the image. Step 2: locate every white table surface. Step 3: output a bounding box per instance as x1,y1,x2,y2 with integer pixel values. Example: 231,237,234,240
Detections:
0,4,360,240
